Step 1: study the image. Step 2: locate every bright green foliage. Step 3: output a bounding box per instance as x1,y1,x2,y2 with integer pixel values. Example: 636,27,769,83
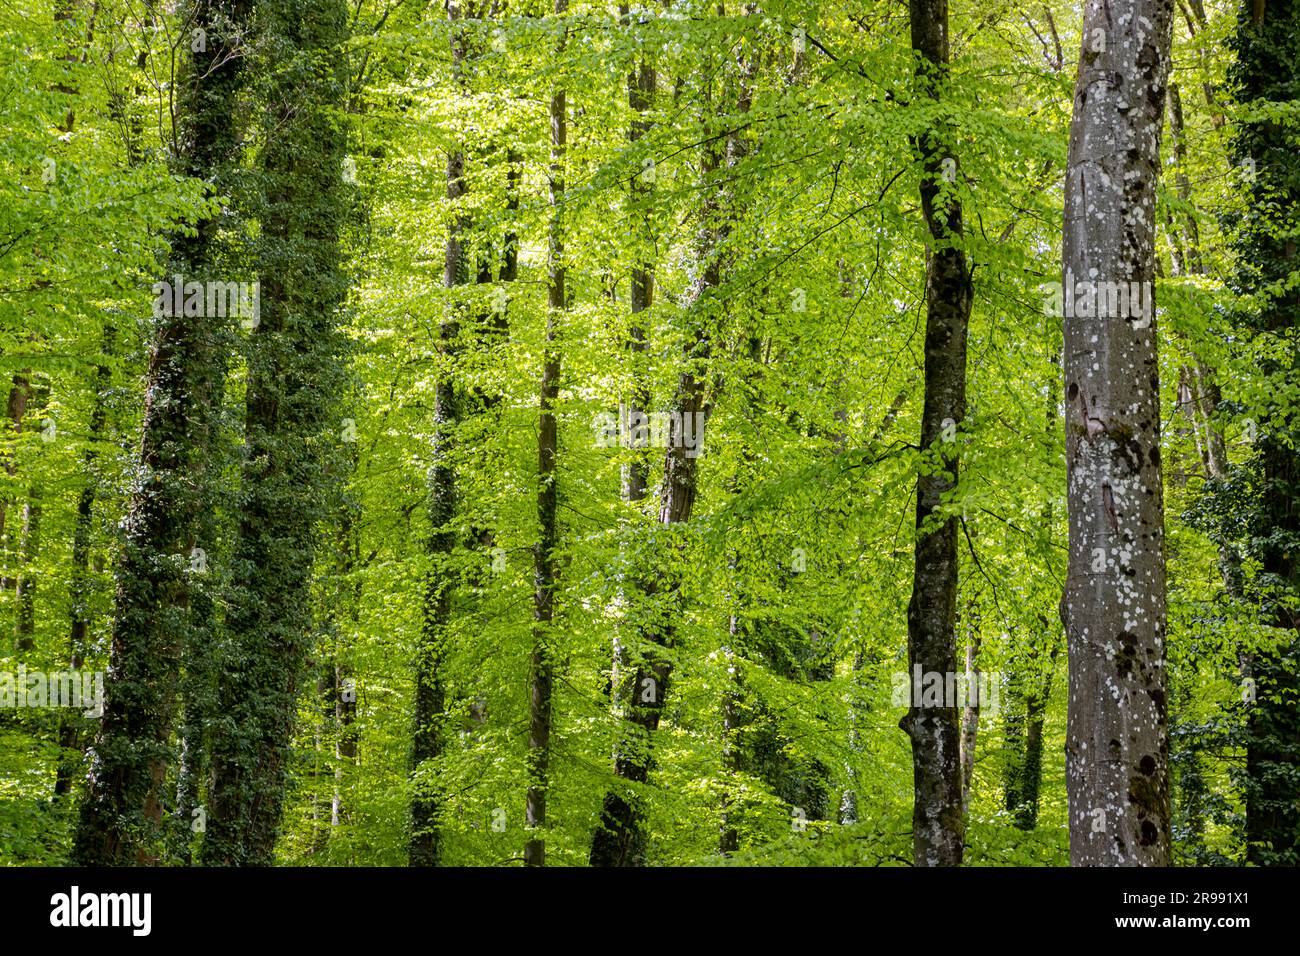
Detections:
0,0,1292,867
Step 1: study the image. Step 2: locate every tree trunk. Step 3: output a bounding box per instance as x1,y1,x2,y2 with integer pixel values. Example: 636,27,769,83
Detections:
715,52,763,859
202,0,349,865
1003,623,1060,830
1060,0,1174,866
590,61,726,868
408,6,475,868
959,623,980,811
13,376,46,651
329,477,361,838
524,1,567,866
719,611,743,855
74,0,253,866
839,650,867,826
1166,82,1241,592
605,4,655,769
623,7,654,509
0,374,32,590
901,0,972,868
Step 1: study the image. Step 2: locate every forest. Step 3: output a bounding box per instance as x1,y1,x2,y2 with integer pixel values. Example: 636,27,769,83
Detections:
0,0,1296,870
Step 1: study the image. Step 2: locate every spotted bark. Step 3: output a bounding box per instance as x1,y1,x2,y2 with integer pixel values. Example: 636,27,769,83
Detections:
1060,0,1174,866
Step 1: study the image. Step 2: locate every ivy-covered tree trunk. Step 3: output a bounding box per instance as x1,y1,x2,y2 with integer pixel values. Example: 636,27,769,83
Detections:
408,189,462,867
1003,624,1059,830
1227,0,1300,867
74,0,252,866
202,0,350,865
1060,0,1174,866
902,0,971,867
1003,366,1064,831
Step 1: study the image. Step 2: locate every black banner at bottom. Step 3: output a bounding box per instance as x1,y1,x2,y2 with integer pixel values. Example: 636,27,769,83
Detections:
0,865,1284,943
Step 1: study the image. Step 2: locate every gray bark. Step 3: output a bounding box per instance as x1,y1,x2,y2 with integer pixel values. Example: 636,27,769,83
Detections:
1060,0,1174,866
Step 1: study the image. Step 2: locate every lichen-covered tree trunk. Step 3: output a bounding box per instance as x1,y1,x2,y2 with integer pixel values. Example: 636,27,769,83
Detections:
1060,0,1174,866
201,0,349,865
902,0,971,867
74,0,252,866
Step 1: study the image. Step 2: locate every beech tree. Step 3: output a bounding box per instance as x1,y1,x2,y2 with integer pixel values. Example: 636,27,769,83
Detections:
1060,0,1175,866
524,0,567,868
901,0,973,868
